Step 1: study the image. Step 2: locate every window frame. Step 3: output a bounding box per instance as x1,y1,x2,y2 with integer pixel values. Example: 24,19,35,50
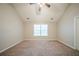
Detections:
33,24,48,36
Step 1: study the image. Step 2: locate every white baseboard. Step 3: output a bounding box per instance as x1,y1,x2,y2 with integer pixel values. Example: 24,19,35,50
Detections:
0,40,23,53
58,40,75,49
24,39,57,40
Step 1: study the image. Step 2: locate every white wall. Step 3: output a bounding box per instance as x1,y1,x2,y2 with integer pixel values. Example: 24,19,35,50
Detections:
12,3,68,40
17,4,57,40
57,4,79,49
24,21,57,40
0,4,24,52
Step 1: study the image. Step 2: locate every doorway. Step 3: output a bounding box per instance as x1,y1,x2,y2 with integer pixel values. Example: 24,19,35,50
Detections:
74,16,79,50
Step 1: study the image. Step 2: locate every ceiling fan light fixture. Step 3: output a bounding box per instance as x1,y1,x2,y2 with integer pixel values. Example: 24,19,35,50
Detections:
37,3,43,7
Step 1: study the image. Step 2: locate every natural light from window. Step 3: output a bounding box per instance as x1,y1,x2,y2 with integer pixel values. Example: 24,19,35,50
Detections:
34,24,48,36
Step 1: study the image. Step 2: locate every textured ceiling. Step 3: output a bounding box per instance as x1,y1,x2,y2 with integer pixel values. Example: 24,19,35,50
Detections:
12,3,69,22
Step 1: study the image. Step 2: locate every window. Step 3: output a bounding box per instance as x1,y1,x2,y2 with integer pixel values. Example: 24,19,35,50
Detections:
34,24,48,36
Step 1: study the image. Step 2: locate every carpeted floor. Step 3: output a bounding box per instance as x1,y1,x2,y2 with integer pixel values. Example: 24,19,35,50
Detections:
0,40,79,56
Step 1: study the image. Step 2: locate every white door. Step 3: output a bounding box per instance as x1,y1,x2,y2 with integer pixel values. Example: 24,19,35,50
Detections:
74,17,79,50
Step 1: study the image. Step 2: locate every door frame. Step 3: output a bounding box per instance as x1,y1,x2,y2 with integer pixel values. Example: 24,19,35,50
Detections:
74,16,79,50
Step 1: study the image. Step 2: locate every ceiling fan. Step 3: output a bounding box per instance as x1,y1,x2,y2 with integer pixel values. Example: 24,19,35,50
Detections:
29,3,51,8
28,3,51,15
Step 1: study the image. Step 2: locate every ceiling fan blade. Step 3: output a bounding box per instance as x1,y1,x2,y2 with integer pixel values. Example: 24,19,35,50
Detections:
45,3,51,8
29,3,35,5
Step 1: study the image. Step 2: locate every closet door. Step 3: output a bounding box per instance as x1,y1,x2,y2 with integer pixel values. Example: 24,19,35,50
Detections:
75,17,79,50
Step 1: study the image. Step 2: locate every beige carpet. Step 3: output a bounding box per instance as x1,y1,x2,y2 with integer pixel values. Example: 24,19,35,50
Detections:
0,40,79,56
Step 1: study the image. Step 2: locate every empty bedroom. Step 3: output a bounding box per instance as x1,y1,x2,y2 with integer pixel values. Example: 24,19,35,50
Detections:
0,3,79,56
